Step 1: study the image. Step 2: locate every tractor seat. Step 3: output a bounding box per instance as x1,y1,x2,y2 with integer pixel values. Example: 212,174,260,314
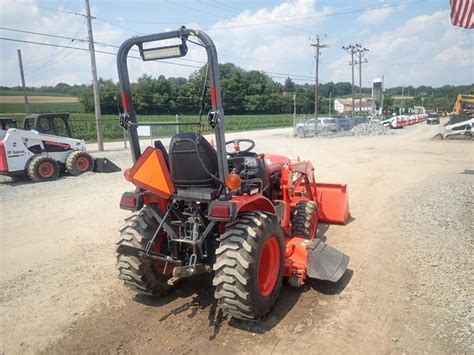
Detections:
168,132,219,191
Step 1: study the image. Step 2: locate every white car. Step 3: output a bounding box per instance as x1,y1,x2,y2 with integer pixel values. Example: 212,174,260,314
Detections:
295,117,339,136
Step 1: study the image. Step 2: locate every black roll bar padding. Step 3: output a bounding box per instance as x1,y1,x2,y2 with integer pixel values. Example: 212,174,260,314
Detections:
117,28,228,185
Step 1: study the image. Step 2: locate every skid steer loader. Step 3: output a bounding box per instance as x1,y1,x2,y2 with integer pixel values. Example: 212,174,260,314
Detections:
115,27,350,320
0,114,120,182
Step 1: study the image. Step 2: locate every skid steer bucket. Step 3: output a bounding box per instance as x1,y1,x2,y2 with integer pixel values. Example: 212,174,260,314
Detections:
316,183,350,224
93,158,121,173
307,239,349,282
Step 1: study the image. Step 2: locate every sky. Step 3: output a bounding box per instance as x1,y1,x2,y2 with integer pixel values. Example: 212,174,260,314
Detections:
0,0,473,89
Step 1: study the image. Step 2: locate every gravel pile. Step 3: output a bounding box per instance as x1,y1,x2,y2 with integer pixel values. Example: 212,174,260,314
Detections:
395,173,473,351
350,121,394,136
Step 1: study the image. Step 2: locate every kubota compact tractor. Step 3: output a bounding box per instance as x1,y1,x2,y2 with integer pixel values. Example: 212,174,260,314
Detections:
116,27,350,320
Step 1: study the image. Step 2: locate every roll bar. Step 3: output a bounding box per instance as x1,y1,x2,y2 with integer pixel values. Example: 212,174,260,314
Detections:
116,27,228,182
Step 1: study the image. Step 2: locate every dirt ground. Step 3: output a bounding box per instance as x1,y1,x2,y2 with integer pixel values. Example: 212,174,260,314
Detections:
0,120,472,354
0,96,78,104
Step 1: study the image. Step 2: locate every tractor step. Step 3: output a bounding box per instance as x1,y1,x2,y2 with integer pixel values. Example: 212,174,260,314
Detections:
307,239,349,282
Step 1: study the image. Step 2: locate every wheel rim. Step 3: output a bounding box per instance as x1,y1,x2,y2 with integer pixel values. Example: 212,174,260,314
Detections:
258,236,281,297
76,156,90,172
38,161,54,178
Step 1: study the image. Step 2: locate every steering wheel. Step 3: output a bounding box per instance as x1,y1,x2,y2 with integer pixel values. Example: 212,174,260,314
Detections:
225,138,255,156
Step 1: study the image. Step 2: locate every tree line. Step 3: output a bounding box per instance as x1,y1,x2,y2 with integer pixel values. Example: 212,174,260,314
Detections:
1,63,472,115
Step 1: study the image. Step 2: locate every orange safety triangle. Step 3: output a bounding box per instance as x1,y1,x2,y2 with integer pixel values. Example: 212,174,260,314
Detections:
132,148,175,198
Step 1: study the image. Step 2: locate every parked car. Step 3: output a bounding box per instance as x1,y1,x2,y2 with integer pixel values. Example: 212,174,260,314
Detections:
334,116,352,131
295,117,339,136
426,111,440,125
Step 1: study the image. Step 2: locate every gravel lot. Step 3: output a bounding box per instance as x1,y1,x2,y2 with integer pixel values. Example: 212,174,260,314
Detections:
0,119,472,353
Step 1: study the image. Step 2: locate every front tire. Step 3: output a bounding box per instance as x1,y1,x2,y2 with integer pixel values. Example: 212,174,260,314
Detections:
116,207,174,296
291,200,318,238
27,155,60,182
66,151,93,176
213,212,285,321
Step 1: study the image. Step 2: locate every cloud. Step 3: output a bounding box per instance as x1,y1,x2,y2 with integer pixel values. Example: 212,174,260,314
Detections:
329,10,474,87
0,1,471,88
206,0,332,78
357,5,396,24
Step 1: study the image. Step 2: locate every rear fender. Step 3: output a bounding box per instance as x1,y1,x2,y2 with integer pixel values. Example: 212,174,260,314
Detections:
208,194,276,222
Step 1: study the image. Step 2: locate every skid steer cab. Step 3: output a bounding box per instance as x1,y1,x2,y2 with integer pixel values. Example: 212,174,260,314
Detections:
115,27,350,321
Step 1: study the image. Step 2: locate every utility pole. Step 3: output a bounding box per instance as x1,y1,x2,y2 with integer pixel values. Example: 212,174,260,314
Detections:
310,35,328,120
355,46,369,115
328,91,332,115
17,49,30,114
342,44,360,117
400,85,405,115
380,75,385,116
293,93,296,119
85,0,104,151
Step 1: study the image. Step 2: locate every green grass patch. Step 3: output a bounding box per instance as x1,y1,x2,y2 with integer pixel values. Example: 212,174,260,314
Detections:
0,89,75,97
0,102,84,114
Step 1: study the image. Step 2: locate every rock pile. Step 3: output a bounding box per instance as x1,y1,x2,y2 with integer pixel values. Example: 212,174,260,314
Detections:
350,121,394,136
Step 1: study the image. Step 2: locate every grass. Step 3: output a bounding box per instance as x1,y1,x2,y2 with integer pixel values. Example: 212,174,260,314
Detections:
0,89,74,97
0,102,84,114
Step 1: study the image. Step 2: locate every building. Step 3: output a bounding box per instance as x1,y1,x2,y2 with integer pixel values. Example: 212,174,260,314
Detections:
372,78,383,103
334,98,373,114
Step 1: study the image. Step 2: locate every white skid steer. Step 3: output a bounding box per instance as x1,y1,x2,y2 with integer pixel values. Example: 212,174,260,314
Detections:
0,128,120,182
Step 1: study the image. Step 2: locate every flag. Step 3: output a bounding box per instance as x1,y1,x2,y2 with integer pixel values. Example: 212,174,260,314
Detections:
450,0,474,29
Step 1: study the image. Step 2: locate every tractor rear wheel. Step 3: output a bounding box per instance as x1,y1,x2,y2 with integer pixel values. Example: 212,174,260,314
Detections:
213,212,285,321
116,207,173,296
66,151,93,176
27,155,60,182
291,200,317,238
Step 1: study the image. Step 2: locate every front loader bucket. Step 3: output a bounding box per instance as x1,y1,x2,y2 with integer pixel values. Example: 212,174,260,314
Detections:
307,239,349,282
93,158,121,173
316,183,350,224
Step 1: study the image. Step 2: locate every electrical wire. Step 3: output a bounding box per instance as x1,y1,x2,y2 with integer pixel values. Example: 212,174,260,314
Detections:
204,0,425,31
0,37,202,69
0,28,316,80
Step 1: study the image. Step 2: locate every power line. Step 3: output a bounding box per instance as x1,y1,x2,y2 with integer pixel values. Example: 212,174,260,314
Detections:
11,0,89,17
0,37,202,69
91,0,421,28
11,0,423,31
0,28,317,80
205,0,425,31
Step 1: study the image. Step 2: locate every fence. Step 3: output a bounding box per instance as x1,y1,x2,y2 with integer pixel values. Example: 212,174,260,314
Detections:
292,114,371,137
68,114,294,143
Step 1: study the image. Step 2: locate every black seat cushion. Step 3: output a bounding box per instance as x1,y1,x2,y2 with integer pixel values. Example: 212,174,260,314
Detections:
169,132,218,189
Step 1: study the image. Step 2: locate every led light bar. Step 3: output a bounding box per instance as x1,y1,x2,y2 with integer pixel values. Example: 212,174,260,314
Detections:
139,44,187,61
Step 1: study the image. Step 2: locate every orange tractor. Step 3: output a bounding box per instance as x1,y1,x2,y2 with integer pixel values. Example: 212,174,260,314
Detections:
116,28,350,320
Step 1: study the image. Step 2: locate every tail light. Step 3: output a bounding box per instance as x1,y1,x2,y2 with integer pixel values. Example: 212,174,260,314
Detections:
208,201,236,221
0,141,8,172
120,191,143,211
210,205,230,218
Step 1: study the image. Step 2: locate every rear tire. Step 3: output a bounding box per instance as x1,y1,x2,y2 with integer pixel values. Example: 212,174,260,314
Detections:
116,207,174,296
213,212,284,321
27,155,60,182
291,200,317,238
66,151,93,176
